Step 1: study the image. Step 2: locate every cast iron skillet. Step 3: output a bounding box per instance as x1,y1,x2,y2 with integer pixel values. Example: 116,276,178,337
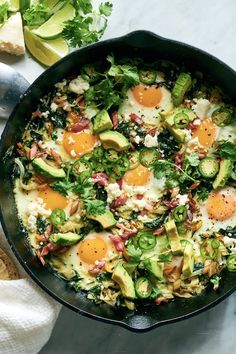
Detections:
0,30,236,332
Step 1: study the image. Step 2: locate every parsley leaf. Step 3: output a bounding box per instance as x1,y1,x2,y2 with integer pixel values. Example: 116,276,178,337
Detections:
84,199,106,216
50,179,74,196
99,2,113,16
126,244,142,260
23,2,49,27
217,141,236,160
0,1,9,27
184,152,200,167
73,0,93,14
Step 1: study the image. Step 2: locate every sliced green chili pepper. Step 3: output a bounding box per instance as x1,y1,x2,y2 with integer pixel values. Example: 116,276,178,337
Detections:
72,159,92,177
173,205,187,223
174,112,190,128
135,277,152,298
212,106,234,127
227,254,236,272
138,231,156,250
128,151,140,170
139,147,159,167
177,223,188,235
200,239,219,260
50,208,66,226
105,149,120,162
106,156,130,179
139,70,157,85
92,146,104,159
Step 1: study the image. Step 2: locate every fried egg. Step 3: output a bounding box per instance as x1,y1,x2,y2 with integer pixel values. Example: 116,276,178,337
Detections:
194,187,236,237
58,232,118,279
118,83,173,126
192,118,218,148
40,128,98,161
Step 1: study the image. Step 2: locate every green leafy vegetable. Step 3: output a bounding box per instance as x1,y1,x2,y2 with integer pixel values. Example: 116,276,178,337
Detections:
126,244,142,260
73,0,93,14
99,2,113,16
36,216,49,234
184,152,200,167
23,2,49,27
0,1,9,28
158,253,172,263
84,199,106,216
50,179,75,196
217,141,236,161
107,54,140,86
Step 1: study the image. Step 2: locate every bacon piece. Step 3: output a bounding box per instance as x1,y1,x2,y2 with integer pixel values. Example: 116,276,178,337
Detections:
153,226,165,236
186,121,198,132
140,209,148,216
155,297,169,305
29,142,38,161
112,111,119,129
35,234,48,242
120,231,136,240
70,199,79,216
32,110,42,119
39,243,61,257
130,113,144,126
174,154,182,167
148,127,157,137
70,118,89,132
116,179,123,189
109,235,124,252
163,198,179,210
92,172,109,186
130,143,136,151
111,196,128,209
188,193,198,213
136,194,143,200
50,148,62,165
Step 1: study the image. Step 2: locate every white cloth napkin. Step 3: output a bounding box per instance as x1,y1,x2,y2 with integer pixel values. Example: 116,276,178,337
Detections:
0,227,61,354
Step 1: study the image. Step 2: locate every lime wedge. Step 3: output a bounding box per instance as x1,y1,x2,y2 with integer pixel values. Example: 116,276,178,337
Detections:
8,0,19,11
24,26,69,66
32,3,75,39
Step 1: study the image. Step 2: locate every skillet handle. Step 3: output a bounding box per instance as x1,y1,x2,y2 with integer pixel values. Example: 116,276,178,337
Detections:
120,30,165,48
0,63,29,120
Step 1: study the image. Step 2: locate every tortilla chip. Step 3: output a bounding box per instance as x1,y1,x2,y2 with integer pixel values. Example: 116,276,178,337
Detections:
0,248,19,280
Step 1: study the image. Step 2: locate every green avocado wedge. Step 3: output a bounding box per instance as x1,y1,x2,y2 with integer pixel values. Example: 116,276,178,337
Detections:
32,3,75,39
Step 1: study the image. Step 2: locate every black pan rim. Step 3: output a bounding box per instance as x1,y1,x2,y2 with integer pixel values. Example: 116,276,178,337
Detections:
0,29,236,332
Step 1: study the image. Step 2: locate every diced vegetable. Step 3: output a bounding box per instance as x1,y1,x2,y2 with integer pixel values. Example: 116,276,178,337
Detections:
139,148,159,167
50,208,66,226
199,157,219,178
212,106,234,127
135,277,152,298
139,70,157,85
227,254,236,272
173,205,187,223
172,73,192,106
137,231,156,250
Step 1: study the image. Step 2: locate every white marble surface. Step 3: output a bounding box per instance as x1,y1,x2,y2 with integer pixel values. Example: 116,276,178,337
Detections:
0,0,236,353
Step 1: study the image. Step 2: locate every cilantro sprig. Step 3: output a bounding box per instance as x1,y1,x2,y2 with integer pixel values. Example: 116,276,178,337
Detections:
23,2,50,27
0,1,9,27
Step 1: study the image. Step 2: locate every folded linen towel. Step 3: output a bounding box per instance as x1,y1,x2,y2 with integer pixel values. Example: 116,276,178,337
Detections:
0,227,61,354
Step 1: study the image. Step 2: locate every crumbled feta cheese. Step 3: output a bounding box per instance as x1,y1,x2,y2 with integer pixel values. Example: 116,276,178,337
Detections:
50,102,58,112
192,98,211,120
144,134,158,147
70,149,76,157
193,118,201,126
84,107,99,120
223,236,236,251
27,198,51,220
68,136,75,144
134,135,142,144
55,79,67,91
122,184,146,197
176,194,189,205
41,110,50,118
68,76,89,95
105,183,122,204
27,215,37,232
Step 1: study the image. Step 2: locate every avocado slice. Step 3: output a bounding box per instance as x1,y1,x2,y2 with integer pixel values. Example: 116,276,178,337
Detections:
182,241,194,277
49,232,82,246
32,158,65,179
93,110,113,134
162,108,195,143
213,159,233,189
172,73,192,106
87,209,117,229
112,262,136,299
164,220,183,255
99,130,130,152
143,257,164,280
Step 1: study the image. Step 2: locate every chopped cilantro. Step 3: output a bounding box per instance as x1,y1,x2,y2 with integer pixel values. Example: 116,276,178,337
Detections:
84,199,106,216
217,141,236,161
23,2,49,27
0,1,9,27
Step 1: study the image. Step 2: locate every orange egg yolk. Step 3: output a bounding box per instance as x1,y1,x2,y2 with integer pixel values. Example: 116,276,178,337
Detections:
123,164,151,186
132,84,162,107
206,190,236,221
78,236,107,264
38,188,68,210
192,118,217,148
63,130,97,158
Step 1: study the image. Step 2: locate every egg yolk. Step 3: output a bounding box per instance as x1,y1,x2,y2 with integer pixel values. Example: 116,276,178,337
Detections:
206,190,236,221
38,187,68,210
123,164,151,186
132,84,162,107
78,236,107,264
63,130,97,158
192,118,217,148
